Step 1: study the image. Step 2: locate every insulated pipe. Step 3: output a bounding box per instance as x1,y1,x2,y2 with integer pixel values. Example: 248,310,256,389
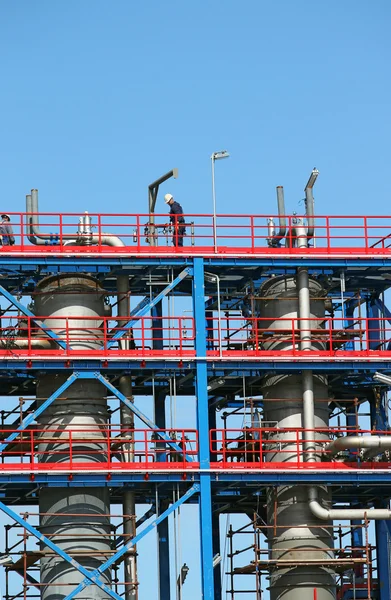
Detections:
268,187,287,247
30,189,60,242
27,189,124,247
326,435,391,457
35,275,112,600
90,233,125,247
117,275,138,600
25,194,38,245
304,168,318,239
308,487,391,520
275,186,287,239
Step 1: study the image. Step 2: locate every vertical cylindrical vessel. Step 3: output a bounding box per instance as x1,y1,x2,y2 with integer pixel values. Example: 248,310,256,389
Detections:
258,276,336,600
35,275,112,600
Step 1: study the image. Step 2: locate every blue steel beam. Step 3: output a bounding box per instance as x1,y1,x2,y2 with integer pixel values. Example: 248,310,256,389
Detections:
107,267,192,348
62,484,200,600
376,518,391,600
193,257,214,600
3,470,391,485
3,256,391,268
4,359,391,373
0,283,68,349
0,371,80,452
84,372,193,462
0,499,122,600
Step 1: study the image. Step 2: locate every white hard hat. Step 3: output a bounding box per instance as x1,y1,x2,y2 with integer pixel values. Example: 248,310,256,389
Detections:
164,193,173,204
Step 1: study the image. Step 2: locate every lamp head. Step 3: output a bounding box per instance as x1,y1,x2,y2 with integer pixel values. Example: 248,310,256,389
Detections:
211,150,230,161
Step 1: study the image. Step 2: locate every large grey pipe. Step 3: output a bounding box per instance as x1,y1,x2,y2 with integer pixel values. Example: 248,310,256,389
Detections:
326,435,391,456
259,273,335,599
36,275,112,600
117,275,138,600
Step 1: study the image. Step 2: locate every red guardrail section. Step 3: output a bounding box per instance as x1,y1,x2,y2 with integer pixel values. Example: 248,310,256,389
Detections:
0,315,195,357
210,428,391,470
206,316,391,358
0,427,199,471
1,212,391,255
1,426,391,472
1,315,391,359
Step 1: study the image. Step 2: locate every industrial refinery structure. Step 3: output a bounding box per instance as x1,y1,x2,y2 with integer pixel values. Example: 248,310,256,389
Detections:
0,169,390,599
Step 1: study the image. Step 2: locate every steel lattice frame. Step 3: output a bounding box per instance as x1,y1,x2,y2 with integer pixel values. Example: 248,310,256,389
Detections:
0,245,390,600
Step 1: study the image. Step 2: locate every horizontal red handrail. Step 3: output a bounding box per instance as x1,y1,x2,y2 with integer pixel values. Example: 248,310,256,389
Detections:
0,427,199,470
0,315,391,359
1,212,391,256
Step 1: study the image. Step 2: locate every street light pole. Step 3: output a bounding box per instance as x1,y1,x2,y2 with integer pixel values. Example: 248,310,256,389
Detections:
211,150,230,252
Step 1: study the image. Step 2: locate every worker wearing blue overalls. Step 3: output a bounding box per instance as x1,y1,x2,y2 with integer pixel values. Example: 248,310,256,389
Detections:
164,194,186,247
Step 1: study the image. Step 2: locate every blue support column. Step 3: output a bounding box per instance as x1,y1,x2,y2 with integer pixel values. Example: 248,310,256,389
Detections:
209,404,221,600
193,257,214,600
376,516,391,600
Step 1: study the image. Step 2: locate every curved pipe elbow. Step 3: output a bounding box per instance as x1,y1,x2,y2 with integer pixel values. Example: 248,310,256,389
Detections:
91,234,125,247
275,186,286,239
305,187,315,238
309,487,391,521
326,435,391,456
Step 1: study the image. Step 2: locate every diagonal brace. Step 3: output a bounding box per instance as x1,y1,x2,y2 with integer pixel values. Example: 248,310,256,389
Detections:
62,484,199,600
0,283,68,350
86,372,193,462
0,372,80,452
0,499,123,600
107,267,192,348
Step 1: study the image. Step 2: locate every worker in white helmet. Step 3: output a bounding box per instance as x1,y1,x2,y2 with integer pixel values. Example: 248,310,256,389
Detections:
0,214,15,246
164,194,186,247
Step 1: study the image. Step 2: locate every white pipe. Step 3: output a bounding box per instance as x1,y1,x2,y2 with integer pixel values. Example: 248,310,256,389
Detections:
309,487,391,520
27,189,124,247
326,435,391,456
90,233,125,247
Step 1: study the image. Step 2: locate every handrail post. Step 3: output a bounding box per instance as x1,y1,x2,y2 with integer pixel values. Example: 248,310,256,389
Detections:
69,430,72,468
30,429,34,466
59,213,63,247
20,212,24,249
363,216,368,251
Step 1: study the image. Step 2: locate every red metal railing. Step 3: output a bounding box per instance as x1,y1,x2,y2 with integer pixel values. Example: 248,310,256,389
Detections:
210,427,391,469
0,427,199,470
2,425,391,472
2,314,391,359
0,314,195,357
206,316,391,358
2,212,391,255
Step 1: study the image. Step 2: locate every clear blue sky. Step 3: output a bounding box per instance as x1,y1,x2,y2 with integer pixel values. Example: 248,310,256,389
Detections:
0,1,390,219
0,2,390,599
